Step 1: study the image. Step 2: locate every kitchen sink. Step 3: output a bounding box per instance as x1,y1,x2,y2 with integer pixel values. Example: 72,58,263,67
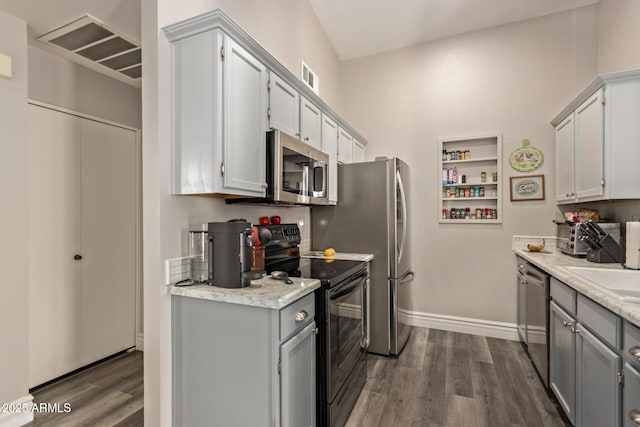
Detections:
566,267,640,303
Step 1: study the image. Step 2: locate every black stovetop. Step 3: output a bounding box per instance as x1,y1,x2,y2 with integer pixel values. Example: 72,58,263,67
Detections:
296,258,365,287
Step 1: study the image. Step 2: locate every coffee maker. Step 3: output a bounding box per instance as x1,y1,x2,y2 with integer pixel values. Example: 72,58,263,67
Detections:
208,220,253,288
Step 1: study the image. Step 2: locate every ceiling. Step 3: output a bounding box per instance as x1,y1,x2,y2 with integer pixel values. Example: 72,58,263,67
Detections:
0,0,140,87
0,0,599,84
310,0,600,60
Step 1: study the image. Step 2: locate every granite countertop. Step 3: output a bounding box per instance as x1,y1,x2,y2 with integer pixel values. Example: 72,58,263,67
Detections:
515,248,640,326
301,251,374,262
169,277,320,310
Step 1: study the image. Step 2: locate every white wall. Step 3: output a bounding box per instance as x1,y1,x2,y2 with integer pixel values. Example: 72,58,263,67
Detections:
28,45,142,129
142,0,343,425
339,7,599,323
0,9,29,409
598,0,640,74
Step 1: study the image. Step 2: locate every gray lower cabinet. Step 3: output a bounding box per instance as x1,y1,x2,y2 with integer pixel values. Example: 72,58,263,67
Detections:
549,278,628,427
281,321,316,427
575,323,622,427
624,362,640,427
172,293,316,426
550,300,576,424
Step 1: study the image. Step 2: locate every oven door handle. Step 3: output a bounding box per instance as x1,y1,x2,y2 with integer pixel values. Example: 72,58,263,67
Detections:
330,274,366,300
362,275,369,350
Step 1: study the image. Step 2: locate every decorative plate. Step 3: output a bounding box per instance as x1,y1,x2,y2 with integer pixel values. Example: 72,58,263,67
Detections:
509,139,544,172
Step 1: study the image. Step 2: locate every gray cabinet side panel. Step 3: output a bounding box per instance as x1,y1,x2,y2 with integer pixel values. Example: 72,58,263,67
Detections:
172,296,274,426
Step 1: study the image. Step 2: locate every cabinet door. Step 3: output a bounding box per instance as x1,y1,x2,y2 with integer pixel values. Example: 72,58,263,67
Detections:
575,88,605,200
550,301,576,424
555,113,576,202
576,323,622,427
338,127,353,164
321,114,339,204
280,321,316,427
300,95,322,150
353,138,365,163
624,362,640,427
269,72,299,137
222,35,268,195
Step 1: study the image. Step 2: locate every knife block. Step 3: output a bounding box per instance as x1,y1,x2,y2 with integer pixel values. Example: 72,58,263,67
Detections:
586,234,622,263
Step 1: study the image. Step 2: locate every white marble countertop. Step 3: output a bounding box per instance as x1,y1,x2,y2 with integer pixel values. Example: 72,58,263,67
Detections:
301,251,374,262
515,248,640,326
169,277,320,310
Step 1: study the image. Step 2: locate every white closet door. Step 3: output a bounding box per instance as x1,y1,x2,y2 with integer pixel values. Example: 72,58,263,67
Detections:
28,104,137,387
28,105,83,387
79,119,137,364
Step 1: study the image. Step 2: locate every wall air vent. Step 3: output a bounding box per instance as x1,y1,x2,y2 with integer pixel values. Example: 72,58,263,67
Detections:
301,60,319,95
37,15,141,81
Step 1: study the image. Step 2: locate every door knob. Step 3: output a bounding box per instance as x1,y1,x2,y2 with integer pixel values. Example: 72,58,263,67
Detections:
74,254,83,260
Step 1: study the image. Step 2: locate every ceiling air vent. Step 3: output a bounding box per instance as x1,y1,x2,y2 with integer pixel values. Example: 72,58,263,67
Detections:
37,15,141,80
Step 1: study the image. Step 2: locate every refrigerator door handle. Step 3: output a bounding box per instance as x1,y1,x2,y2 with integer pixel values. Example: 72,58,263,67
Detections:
399,270,415,284
397,170,408,264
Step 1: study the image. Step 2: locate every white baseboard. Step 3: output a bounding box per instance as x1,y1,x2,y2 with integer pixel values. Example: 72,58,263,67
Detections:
0,394,34,427
405,310,520,341
136,332,144,351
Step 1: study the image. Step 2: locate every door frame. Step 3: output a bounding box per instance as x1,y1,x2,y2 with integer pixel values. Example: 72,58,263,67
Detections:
28,99,143,351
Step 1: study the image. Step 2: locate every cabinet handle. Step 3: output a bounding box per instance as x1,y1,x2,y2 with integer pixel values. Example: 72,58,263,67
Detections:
313,327,319,335
572,327,579,334
304,137,309,142
629,409,640,426
295,310,308,322
295,133,301,138
74,254,83,260
630,346,640,361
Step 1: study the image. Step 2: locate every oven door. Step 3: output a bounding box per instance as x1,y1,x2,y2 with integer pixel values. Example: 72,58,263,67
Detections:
328,271,367,402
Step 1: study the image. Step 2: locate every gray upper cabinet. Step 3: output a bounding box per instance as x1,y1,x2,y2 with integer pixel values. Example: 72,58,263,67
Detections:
575,323,621,427
321,113,338,204
552,70,640,204
574,89,605,200
269,72,300,138
167,28,267,196
352,138,365,163
223,36,269,194
164,9,367,197
338,126,353,164
300,96,322,150
555,114,576,202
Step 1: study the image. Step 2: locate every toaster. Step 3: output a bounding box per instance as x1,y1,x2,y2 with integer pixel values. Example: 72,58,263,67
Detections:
555,221,621,256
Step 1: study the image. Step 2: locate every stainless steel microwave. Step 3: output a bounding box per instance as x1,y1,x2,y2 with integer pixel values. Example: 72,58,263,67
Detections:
228,130,329,205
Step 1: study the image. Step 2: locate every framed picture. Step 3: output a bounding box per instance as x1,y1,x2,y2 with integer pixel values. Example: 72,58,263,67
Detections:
510,174,545,201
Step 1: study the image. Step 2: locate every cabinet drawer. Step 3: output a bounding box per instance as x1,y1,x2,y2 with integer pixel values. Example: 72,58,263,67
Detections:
280,293,315,341
551,277,576,315
577,294,621,348
624,321,640,367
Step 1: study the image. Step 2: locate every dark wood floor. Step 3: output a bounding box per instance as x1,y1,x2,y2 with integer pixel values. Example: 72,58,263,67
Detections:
24,329,566,427
346,328,568,427
26,350,143,427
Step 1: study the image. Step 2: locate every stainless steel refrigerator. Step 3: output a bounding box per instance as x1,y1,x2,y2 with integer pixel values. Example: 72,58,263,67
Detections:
311,158,414,356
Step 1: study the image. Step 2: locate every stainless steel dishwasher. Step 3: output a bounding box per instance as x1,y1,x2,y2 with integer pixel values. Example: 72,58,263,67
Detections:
517,257,550,386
